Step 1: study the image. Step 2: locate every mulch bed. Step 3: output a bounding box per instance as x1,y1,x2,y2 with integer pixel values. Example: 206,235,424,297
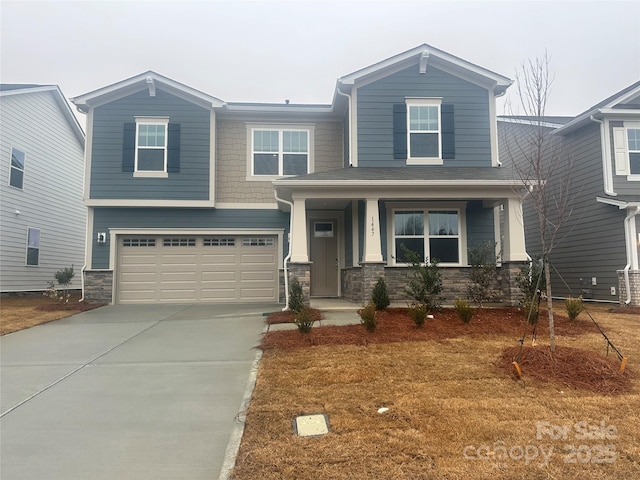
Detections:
36,301,106,312
265,308,323,324
498,345,633,395
261,307,600,350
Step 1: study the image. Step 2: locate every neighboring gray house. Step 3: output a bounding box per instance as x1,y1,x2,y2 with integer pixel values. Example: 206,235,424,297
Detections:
71,44,532,305
499,82,640,306
0,85,86,292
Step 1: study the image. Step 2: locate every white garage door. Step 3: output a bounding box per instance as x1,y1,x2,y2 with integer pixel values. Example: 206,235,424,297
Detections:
117,235,278,304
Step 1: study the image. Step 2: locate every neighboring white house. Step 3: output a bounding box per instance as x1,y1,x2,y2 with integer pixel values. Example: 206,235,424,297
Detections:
0,85,86,292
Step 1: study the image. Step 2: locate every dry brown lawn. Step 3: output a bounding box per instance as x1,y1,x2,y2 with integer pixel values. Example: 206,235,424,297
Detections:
0,293,105,335
232,304,640,480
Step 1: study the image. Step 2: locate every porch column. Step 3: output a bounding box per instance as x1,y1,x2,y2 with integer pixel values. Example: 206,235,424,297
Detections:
363,198,383,262
290,196,309,263
502,196,529,262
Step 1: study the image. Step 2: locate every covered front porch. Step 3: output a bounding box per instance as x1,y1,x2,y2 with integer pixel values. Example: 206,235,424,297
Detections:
274,167,532,306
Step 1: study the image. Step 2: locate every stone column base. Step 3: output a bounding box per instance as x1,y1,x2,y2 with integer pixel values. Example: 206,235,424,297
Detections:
617,270,640,307
288,262,312,306
83,270,114,304
501,261,529,307
360,262,386,304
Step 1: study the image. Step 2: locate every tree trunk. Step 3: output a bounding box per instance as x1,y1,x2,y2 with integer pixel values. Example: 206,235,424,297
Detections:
544,257,555,352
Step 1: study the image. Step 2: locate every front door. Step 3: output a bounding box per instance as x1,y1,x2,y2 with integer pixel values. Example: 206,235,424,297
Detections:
310,220,338,297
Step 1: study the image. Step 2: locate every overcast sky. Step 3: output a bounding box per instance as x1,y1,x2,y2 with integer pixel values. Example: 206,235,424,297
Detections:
1,0,639,123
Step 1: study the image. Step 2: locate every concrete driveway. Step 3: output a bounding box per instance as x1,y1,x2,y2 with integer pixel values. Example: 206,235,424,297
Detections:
0,303,274,480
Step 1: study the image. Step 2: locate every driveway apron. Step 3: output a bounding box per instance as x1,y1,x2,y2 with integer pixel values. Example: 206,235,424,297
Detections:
0,303,272,480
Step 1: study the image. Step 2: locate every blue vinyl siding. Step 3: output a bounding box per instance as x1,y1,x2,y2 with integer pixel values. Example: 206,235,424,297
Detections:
465,201,496,258
357,65,492,167
90,89,211,200
91,207,289,268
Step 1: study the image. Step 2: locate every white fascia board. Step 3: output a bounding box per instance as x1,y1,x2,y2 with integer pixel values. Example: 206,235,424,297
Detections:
71,71,225,112
215,202,279,209
85,199,215,207
498,117,566,129
339,44,511,93
555,107,640,136
596,197,640,209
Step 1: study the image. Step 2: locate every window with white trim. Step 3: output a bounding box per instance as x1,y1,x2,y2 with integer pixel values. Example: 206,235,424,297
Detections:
249,126,312,178
26,227,40,266
9,148,25,189
393,209,461,265
613,123,640,178
407,98,441,162
135,117,168,174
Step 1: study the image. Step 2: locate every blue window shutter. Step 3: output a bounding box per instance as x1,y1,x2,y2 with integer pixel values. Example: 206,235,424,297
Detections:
167,123,180,173
441,104,455,159
393,103,407,160
122,123,135,172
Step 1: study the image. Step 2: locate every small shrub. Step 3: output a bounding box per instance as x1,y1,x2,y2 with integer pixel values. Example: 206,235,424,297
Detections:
565,296,584,321
371,277,390,310
401,245,442,310
294,307,314,333
454,299,473,324
467,242,499,307
407,302,428,327
44,265,75,303
288,278,305,313
358,302,377,332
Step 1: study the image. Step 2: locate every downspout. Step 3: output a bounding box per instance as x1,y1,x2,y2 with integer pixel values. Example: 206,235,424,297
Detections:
623,206,640,305
590,115,617,196
274,189,294,311
335,83,353,166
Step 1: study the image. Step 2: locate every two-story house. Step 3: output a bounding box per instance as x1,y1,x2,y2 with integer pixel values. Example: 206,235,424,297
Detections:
500,82,640,306
71,44,531,306
1,85,86,293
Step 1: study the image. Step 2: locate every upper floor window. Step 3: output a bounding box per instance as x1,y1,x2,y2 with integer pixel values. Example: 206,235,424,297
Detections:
26,227,40,266
135,117,169,177
613,123,640,179
248,126,313,179
9,148,25,189
407,99,441,161
393,100,454,165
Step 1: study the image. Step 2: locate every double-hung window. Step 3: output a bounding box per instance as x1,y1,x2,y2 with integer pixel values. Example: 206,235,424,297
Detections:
627,128,640,175
135,117,169,176
407,98,441,164
26,227,40,266
250,127,311,178
9,148,25,189
393,209,462,265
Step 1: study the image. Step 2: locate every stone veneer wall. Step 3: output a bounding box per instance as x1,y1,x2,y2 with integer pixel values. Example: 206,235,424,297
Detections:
83,270,113,304
342,264,522,306
617,270,640,306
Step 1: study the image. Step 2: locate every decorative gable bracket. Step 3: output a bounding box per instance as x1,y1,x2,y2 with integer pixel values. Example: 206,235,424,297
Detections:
419,51,429,74
146,76,156,97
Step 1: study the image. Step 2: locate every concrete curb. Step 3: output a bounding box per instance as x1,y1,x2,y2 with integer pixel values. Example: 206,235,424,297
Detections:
217,329,265,480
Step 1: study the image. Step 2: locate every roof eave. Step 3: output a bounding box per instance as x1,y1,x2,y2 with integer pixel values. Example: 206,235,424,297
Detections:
71,71,225,113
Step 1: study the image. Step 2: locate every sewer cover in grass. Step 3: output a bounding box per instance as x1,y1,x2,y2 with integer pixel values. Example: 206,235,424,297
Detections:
294,414,329,437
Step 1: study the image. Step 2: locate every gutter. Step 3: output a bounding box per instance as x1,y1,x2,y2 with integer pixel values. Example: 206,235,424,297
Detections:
273,189,293,311
334,82,353,166
623,206,640,305
590,115,616,196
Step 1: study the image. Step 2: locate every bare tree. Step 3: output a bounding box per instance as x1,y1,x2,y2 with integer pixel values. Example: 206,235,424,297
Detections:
502,52,576,353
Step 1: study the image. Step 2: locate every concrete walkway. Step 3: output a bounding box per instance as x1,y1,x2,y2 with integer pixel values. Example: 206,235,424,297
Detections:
0,303,273,480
